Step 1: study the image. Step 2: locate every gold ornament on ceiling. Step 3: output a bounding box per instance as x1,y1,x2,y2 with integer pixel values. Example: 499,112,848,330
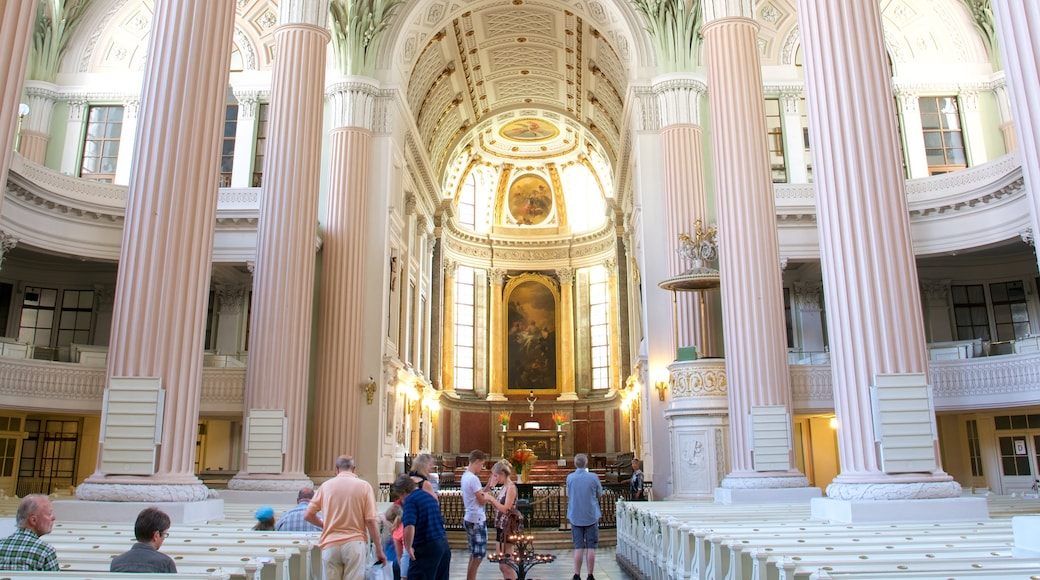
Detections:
499,118,560,142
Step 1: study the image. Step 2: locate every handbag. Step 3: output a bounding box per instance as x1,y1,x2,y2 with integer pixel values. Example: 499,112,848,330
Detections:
501,506,524,540
366,542,390,580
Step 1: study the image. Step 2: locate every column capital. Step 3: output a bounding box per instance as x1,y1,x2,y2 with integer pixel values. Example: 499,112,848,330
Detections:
233,90,262,119
632,86,661,132
792,281,823,311
0,231,18,270
556,267,574,284
1021,227,1034,246
958,90,980,112
405,194,418,216
67,99,87,121
919,279,951,303
652,74,707,127
122,98,141,120
443,258,459,277
603,258,617,275
703,0,754,22
326,78,387,131
489,267,507,285
216,285,249,315
779,90,802,114
895,88,919,112
278,0,332,28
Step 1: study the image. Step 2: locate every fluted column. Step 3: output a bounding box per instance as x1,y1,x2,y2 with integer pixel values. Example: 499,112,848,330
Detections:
77,0,235,502
797,0,957,499
557,267,578,401
441,258,457,395
606,260,622,391
114,98,140,185
230,91,259,188
19,82,60,165
703,8,806,488
308,78,379,478
233,4,329,490
0,2,34,207
654,74,720,358
993,1,1040,275
486,268,507,401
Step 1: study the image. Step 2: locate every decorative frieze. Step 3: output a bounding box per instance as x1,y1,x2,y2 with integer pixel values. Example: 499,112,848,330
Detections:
669,360,728,398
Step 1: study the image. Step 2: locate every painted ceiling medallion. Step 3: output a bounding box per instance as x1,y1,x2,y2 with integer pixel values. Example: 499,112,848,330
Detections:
508,174,554,225
499,118,560,142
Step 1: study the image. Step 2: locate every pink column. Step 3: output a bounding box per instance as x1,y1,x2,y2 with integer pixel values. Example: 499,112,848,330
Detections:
77,1,235,502
703,16,806,487
797,0,957,499
656,75,719,357
19,83,59,165
232,17,329,490
0,3,34,210
308,79,378,478
993,2,1040,274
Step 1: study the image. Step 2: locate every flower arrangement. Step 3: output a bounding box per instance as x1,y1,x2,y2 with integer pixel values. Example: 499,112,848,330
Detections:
510,447,536,474
497,411,511,427
552,412,567,426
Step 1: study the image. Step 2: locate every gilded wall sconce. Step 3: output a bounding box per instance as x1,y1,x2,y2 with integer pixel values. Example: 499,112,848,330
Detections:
363,376,376,405
654,380,668,401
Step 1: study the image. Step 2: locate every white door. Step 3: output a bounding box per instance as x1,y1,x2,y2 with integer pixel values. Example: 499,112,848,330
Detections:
996,433,1040,495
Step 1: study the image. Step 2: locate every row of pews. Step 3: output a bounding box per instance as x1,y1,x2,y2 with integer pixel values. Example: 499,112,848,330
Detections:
616,494,1040,580
0,497,335,580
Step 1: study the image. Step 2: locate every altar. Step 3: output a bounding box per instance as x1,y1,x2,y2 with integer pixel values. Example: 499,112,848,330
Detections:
499,429,565,459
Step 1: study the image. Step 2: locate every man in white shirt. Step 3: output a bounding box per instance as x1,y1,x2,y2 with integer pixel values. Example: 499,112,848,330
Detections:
460,449,490,580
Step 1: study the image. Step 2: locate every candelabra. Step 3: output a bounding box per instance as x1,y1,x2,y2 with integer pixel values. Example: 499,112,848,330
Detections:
486,532,556,580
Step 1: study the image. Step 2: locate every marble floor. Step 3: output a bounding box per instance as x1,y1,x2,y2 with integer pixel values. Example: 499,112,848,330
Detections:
445,548,631,579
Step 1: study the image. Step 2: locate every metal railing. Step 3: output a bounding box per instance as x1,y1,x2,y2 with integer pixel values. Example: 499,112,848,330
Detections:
377,481,652,530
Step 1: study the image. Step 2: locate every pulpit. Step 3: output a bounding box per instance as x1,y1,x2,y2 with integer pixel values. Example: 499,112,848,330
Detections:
499,429,565,459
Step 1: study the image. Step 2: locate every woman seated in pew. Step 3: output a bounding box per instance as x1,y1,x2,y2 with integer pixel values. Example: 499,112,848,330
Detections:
110,507,177,573
253,505,276,531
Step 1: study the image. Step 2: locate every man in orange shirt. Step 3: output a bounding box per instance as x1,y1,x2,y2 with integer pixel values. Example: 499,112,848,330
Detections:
305,455,386,579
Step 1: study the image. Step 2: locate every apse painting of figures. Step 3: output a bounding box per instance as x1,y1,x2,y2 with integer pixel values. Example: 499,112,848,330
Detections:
507,280,557,391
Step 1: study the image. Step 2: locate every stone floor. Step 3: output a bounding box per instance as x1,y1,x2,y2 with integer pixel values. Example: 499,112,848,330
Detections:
445,547,631,579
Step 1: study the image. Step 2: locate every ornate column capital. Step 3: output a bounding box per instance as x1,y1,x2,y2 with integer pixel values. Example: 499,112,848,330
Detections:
443,258,459,277
405,194,418,216
93,284,115,313
1021,227,1034,246
122,98,141,120
415,214,429,233
779,90,801,114
233,90,261,119
604,259,617,276
216,285,249,314
556,267,574,285
703,0,754,22
489,267,507,285
919,279,951,304
67,99,87,122
792,281,823,311
653,74,707,127
958,90,980,112
326,79,383,131
895,88,919,112
779,256,789,271
0,231,18,270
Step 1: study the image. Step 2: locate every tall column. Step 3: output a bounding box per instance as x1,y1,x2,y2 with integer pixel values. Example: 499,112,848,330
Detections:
896,90,929,179
654,75,720,358
486,268,507,401
308,78,379,478
0,2,35,207
703,3,807,489
557,267,578,400
114,98,140,185
232,2,329,490
230,90,259,188
77,0,235,502
779,92,809,184
606,260,622,390
411,217,429,370
797,0,958,499
398,197,417,362
441,258,457,395
60,100,87,176
993,1,1040,275
19,82,60,165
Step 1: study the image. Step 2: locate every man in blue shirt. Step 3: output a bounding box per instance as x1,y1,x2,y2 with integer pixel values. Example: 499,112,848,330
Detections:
566,453,603,580
276,487,322,532
397,473,450,579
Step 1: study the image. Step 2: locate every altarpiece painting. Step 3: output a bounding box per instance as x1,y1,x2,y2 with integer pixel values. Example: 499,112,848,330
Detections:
504,273,559,392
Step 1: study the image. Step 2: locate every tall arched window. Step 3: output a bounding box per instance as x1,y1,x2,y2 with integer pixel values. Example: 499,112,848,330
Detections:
561,164,606,233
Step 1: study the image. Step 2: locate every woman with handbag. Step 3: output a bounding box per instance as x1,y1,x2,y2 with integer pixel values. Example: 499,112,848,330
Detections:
485,459,519,580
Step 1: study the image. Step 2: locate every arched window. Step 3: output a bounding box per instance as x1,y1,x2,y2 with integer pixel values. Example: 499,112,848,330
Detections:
561,164,606,233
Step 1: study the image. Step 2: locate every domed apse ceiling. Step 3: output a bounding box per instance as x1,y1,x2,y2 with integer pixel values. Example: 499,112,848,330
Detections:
401,0,630,190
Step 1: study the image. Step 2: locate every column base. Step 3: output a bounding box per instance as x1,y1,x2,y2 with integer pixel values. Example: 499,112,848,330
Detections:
485,393,507,401
556,392,579,401
811,496,989,524
76,480,210,502
826,479,962,500
720,473,811,489
227,475,312,492
714,486,821,504
54,498,223,524
217,489,304,506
